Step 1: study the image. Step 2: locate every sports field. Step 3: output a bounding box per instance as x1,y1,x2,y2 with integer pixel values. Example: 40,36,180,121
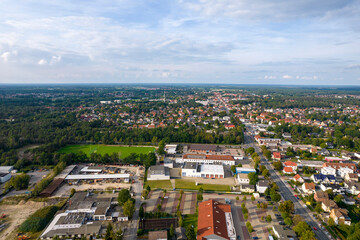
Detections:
58,145,155,158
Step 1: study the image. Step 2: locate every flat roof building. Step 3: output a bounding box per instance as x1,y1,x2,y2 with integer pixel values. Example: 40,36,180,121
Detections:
147,166,170,180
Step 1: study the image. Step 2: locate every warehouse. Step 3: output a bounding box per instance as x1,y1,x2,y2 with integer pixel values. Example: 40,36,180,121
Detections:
181,162,224,178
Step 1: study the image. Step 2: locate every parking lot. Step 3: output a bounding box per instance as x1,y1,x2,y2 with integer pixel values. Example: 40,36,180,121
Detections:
144,190,197,215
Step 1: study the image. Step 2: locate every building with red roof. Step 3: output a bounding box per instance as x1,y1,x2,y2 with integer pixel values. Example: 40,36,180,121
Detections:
197,200,236,240
273,152,282,160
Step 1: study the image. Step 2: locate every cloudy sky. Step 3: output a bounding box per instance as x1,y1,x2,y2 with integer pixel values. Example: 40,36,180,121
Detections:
0,0,359,85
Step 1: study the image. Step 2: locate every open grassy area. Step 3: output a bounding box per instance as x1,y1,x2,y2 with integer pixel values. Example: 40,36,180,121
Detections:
58,144,155,158
175,179,231,191
145,180,173,190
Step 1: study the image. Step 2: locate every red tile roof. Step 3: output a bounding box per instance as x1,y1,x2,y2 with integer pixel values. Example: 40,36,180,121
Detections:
283,167,294,173
284,161,297,167
197,200,231,240
273,152,282,159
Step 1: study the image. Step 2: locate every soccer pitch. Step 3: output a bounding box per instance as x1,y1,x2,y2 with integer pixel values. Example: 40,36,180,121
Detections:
59,144,155,158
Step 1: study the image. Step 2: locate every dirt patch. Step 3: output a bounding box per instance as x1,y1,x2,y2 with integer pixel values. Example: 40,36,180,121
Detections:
0,200,47,240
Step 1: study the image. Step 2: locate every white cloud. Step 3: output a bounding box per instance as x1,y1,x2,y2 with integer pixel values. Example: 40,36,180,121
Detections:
282,75,292,79
1,52,11,62
38,59,47,65
162,72,170,78
264,75,276,79
50,55,61,65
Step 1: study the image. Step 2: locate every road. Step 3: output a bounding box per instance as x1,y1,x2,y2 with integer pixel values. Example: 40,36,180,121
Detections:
243,126,332,240
124,170,143,240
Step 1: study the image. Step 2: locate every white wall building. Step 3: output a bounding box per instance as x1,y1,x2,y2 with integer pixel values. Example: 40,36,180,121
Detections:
147,166,170,180
181,162,224,179
177,154,235,165
237,173,249,184
0,172,11,183
321,167,336,175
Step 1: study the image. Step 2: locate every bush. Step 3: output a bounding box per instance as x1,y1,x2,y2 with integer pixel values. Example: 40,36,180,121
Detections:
246,221,253,233
19,205,59,232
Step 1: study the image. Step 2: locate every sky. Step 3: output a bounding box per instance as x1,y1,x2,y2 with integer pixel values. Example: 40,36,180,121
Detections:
0,0,359,85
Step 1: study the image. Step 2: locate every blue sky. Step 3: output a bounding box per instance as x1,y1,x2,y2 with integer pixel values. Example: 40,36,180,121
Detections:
0,0,359,85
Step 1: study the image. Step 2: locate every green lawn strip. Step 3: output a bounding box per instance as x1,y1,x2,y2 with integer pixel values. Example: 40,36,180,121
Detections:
183,213,198,231
59,145,155,158
145,180,173,190
175,179,230,191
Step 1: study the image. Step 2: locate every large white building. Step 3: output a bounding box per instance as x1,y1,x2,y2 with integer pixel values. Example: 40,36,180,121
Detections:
147,166,170,180
177,154,235,165
0,172,11,183
181,162,224,179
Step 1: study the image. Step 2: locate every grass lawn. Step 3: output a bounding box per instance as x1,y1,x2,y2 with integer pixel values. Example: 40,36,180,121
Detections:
145,180,173,190
58,144,155,158
183,213,198,230
175,179,231,192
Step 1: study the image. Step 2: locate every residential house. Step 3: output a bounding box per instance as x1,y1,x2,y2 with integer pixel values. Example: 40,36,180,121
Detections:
311,174,336,184
330,208,351,225
314,191,329,202
338,167,355,178
283,167,296,174
321,199,338,212
239,184,255,193
237,173,250,184
256,180,269,194
302,182,316,195
283,161,298,171
273,152,282,160
343,197,356,205
197,200,236,240
320,183,345,194
322,162,356,177
293,174,304,183
344,182,360,195
345,173,359,182
321,167,336,176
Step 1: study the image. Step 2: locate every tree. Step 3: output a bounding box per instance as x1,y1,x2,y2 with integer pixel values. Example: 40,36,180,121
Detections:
7,173,30,190
246,221,253,233
251,195,255,201
293,221,315,240
278,200,294,215
118,189,131,206
231,165,236,173
314,202,322,213
243,196,247,201
262,169,270,178
241,202,246,208
334,194,343,204
273,161,283,170
197,193,203,201
139,205,144,218
123,199,135,218
328,217,335,227
186,225,196,240
248,172,258,185
115,228,123,240
247,147,255,155
284,217,293,226
157,140,165,154
169,224,175,237
105,223,115,240
178,216,183,227
199,187,204,194
293,215,304,226
70,188,76,197
271,192,281,202
266,215,272,222
236,196,239,201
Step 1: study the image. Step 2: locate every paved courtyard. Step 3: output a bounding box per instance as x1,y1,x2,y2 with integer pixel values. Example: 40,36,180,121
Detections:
144,191,197,215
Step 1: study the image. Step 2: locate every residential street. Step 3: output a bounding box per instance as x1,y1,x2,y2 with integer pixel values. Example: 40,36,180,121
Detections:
244,127,332,240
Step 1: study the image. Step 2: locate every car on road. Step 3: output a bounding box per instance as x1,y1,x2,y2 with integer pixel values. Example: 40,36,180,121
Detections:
252,237,259,239
313,227,317,231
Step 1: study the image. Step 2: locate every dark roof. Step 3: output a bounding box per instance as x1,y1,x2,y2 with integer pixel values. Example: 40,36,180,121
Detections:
313,174,336,181
188,144,218,151
40,178,64,197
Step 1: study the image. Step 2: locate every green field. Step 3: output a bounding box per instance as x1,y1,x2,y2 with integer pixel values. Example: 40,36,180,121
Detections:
175,179,231,191
58,145,155,158
145,180,173,189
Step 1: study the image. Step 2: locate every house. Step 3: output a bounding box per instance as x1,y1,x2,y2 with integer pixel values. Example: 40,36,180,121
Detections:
302,182,316,195
273,152,282,160
298,160,324,168
330,208,351,225
321,167,336,176
311,174,336,184
239,184,255,193
272,225,297,240
344,182,360,195
338,167,355,178
282,133,292,139
197,200,236,240
283,161,298,171
147,166,170,180
148,230,168,240
343,197,356,205
321,199,338,212
322,162,356,176
345,173,359,182
283,167,295,174
256,180,269,194
320,183,345,194
293,174,304,183
314,191,329,202
237,173,249,184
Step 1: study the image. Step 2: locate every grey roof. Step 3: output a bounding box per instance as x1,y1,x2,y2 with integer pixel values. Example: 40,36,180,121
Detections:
188,144,218,151
42,221,102,238
257,180,269,187
149,166,169,176
273,225,297,240
0,172,10,177
183,162,198,170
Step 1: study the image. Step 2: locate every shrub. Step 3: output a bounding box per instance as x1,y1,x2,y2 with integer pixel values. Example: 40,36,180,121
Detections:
19,205,59,232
